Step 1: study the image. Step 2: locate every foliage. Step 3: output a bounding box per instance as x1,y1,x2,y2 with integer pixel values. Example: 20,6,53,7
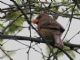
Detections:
5,11,25,34
0,0,80,60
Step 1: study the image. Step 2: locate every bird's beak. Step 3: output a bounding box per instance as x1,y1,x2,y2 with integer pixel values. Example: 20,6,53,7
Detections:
32,19,39,24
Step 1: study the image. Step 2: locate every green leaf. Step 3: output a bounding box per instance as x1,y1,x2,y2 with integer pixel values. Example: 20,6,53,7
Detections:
6,11,22,20
0,23,5,28
62,46,75,59
14,0,22,4
5,16,24,34
4,10,25,34
66,50,75,59
0,39,3,44
61,0,65,3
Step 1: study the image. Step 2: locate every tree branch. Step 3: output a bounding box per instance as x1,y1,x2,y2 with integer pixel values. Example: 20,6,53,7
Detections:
0,34,80,48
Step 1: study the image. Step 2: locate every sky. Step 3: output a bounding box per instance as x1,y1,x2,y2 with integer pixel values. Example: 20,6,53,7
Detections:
0,0,80,60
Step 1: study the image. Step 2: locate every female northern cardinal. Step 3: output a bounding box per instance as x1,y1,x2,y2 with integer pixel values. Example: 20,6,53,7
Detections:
32,12,65,48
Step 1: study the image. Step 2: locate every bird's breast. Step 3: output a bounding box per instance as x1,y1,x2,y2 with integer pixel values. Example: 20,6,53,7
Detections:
38,28,60,39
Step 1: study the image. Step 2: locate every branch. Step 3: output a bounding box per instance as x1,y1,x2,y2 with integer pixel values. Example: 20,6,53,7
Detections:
0,34,79,60
64,42,80,48
0,45,13,60
63,4,76,40
0,34,80,48
0,34,44,43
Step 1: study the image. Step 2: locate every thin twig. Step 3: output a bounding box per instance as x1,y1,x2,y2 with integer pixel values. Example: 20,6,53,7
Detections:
63,4,76,40
0,45,13,60
2,14,22,34
68,30,80,42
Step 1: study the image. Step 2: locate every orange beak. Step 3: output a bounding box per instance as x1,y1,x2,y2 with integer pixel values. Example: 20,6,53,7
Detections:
32,19,39,24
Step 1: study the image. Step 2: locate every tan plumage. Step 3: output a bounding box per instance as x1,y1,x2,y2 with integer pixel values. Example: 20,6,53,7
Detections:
32,13,64,48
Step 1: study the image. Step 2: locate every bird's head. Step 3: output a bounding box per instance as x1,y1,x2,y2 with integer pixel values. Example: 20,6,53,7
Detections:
32,13,48,24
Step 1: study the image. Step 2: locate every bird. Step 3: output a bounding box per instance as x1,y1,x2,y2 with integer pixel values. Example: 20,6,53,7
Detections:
32,12,65,48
